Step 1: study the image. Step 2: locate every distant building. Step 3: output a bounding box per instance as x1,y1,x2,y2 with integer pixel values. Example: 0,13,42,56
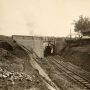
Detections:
82,28,90,36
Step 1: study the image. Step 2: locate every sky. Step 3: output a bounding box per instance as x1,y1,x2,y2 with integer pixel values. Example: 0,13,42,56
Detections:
0,0,90,37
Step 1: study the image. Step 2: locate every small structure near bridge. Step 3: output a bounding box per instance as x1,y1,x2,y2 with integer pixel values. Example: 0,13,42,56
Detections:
82,28,90,36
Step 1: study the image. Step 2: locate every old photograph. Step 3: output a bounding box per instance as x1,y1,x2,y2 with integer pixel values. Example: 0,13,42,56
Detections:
0,0,90,90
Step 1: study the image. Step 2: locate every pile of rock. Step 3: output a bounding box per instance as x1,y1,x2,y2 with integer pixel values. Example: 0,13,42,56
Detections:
0,67,33,87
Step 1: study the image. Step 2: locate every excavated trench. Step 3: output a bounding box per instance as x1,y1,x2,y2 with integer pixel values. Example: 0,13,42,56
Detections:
0,36,90,90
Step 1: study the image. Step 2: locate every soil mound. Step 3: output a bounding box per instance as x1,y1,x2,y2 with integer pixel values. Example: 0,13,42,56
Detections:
0,36,49,90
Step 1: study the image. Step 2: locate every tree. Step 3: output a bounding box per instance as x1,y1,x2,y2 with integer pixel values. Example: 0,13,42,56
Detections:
73,15,90,33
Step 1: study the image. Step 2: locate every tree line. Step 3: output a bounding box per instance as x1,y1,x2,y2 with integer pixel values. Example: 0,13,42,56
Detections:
73,15,90,36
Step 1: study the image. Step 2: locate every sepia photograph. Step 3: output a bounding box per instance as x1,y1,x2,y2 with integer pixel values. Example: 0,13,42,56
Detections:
0,0,90,90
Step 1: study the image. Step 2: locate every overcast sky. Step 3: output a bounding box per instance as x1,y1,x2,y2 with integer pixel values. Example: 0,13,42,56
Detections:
0,0,90,37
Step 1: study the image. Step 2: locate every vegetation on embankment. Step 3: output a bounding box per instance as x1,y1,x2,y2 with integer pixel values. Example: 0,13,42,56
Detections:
60,44,90,72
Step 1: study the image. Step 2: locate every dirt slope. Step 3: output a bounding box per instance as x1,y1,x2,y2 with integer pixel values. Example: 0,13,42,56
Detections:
60,45,90,72
0,36,50,90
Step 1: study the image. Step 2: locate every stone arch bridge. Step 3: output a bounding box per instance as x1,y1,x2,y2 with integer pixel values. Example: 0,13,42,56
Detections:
12,35,65,58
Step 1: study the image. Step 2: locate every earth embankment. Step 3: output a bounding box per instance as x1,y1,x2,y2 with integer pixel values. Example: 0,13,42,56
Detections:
60,44,90,72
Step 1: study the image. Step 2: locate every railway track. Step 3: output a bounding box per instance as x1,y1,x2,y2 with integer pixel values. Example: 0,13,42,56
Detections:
54,55,90,81
19,45,60,90
45,56,90,89
19,44,90,89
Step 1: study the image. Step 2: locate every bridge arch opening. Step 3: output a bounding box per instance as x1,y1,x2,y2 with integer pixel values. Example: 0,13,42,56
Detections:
44,43,55,57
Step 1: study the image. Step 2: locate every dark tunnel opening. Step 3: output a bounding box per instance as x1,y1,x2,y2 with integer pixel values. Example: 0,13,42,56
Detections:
44,44,55,57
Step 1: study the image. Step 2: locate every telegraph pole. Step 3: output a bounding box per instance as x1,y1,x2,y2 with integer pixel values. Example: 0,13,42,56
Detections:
70,28,72,40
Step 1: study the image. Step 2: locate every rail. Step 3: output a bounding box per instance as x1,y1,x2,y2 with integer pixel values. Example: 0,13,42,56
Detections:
46,56,90,89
